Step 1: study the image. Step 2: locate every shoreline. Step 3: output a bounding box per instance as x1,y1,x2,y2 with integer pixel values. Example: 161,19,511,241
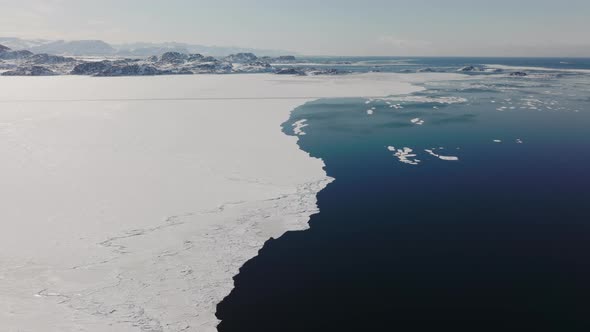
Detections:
0,73,462,331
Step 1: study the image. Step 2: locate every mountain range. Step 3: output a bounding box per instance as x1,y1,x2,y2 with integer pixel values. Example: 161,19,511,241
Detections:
0,37,296,57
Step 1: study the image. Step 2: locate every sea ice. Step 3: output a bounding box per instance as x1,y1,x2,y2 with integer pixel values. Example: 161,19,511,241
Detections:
388,146,421,165
410,117,425,125
0,72,463,332
292,119,309,135
379,95,467,104
425,148,459,161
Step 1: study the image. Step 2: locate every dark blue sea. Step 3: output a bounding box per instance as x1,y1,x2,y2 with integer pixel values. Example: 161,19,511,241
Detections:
217,57,590,331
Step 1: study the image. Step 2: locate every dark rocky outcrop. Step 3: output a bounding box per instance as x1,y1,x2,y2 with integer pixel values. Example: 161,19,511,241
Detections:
0,48,343,77
275,67,306,75
0,44,10,53
232,61,273,73
0,50,34,60
274,67,343,76
224,53,258,63
457,65,483,72
193,63,218,71
0,60,11,69
159,52,188,64
510,71,528,77
95,64,162,76
418,68,436,73
201,56,218,63
2,65,56,76
71,61,112,75
27,53,76,65
187,53,205,62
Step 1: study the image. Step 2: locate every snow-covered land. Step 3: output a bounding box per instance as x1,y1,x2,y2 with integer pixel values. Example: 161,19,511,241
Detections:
0,73,462,331
0,42,336,77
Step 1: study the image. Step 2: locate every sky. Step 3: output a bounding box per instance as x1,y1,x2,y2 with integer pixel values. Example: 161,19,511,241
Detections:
1,0,589,56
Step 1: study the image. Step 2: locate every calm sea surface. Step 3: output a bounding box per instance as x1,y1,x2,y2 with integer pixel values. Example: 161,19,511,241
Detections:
217,57,590,331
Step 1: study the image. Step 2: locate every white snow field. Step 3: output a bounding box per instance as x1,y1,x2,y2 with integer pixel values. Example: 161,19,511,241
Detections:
0,73,462,332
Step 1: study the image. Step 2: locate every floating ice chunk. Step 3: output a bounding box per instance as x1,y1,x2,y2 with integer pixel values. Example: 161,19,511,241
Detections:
410,118,425,125
379,96,467,104
365,100,371,104
387,146,420,165
367,109,374,115
292,119,308,135
425,148,459,161
493,139,502,143
516,139,523,144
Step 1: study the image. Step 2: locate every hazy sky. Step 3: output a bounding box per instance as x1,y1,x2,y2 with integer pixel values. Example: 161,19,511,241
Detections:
1,0,589,56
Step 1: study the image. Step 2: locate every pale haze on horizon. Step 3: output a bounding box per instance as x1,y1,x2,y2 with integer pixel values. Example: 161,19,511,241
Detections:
1,0,589,57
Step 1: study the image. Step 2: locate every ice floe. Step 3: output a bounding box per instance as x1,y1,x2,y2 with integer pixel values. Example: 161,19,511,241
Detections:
380,95,467,104
410,117,425,125
387,146,421,165
424,148,459,161
292,119,309,135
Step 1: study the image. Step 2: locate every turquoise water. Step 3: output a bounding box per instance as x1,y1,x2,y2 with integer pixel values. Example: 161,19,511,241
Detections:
218,58,590,331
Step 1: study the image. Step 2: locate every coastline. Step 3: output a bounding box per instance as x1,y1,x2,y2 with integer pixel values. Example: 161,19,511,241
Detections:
0,73,462,331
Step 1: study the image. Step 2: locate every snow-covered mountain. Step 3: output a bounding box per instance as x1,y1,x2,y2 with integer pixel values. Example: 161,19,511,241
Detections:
0,37,50,50
0,46,347,77
0,39,346,77
0,37,296,57
29,40,116,56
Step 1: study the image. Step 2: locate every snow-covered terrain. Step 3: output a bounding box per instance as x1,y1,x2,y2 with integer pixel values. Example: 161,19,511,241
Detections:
0,42,326,77
0,72,463,331
0,37,292,57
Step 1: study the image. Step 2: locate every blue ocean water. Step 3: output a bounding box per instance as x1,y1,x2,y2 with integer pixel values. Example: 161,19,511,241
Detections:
287,56,590,74
217,58,590,331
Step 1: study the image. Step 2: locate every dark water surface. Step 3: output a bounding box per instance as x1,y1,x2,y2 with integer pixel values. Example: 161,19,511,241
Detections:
217,58,590,331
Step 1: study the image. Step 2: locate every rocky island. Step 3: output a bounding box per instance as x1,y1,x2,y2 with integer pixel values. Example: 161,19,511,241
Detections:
0,44,343,77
